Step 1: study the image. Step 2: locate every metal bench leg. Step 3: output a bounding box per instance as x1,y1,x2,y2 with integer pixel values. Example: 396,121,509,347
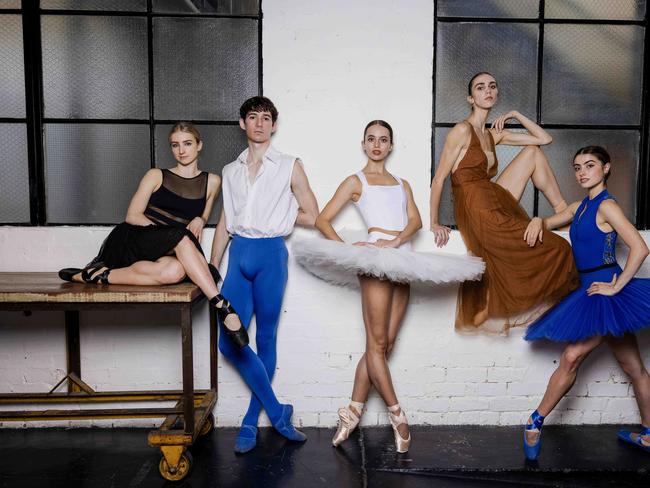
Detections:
180,304,194,435
64,311,81,393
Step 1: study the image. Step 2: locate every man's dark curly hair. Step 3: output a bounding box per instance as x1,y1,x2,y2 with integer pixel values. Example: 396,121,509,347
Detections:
239,96,279,122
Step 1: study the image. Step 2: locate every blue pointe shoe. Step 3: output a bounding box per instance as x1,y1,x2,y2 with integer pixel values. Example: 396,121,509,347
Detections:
234,425,258,454
523,410,545,460
273,404,307,442
617,426,650,453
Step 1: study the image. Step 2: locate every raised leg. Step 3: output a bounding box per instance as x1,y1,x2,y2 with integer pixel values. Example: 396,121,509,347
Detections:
170,236,246,334
172,236,219,298
496,145,567,212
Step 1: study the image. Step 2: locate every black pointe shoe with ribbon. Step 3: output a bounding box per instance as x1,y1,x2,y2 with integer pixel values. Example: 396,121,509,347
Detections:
211,294,249,349
80,262,111,284
59,262,111,284
58,268,82,282
208,263,222,284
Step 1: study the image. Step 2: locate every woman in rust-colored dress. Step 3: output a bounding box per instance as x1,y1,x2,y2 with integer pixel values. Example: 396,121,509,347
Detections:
429,72,579,333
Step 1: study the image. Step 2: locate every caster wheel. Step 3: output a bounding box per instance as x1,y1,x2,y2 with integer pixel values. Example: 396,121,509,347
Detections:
159,450,193,481
199,413,215,436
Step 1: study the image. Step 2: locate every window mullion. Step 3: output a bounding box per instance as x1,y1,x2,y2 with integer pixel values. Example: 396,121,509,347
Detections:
22,0,46,225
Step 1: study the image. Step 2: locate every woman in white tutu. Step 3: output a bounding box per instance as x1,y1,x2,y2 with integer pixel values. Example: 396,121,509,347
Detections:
314,120,418,453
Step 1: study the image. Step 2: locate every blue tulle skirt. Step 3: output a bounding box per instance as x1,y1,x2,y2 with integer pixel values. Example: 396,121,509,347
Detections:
525,264,650,342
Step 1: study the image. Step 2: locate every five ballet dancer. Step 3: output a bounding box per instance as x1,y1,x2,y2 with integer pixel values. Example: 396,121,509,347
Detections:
60,84,650,458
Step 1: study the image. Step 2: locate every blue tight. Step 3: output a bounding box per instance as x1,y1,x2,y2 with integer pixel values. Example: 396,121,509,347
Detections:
218,236,288,425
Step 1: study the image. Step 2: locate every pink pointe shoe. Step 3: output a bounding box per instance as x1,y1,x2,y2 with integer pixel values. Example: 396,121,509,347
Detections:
388,406,411,453
332,406,361,447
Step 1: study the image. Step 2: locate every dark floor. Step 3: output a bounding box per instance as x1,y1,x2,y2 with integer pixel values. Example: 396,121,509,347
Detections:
0,425,648,488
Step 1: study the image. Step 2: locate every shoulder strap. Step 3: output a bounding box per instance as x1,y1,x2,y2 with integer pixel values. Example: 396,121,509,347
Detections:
463,120,478,146
487,129,496,151
201,171,208,198
356,171,368,186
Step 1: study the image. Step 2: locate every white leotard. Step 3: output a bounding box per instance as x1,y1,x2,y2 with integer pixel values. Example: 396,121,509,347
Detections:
354,171,410,250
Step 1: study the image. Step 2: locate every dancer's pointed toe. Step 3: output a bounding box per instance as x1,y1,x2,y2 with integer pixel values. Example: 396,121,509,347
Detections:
234,425,258,454
273,405,307,442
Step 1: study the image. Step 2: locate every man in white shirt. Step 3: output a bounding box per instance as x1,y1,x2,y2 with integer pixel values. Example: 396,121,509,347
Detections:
211,96,318,454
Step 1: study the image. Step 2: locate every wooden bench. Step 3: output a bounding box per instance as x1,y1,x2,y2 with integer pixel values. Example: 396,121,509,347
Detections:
0,272,218,481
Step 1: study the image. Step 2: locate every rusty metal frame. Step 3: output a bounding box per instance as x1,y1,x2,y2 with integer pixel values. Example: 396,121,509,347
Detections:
0,296,218,447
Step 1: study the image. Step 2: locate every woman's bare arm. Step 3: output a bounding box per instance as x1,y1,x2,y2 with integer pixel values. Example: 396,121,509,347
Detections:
588,200,649,295
314,175,361,242
430,122,470,247
124,169,162,226
491,111,552,146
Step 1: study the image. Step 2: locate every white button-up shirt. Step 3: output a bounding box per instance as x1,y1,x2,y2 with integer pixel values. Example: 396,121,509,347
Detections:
222,145,300,238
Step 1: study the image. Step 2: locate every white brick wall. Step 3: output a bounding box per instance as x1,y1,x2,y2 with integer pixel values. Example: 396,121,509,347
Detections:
1,0,649,429
1,228,649,429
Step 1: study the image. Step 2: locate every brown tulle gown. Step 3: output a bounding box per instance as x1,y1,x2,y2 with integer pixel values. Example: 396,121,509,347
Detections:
451,122,579,334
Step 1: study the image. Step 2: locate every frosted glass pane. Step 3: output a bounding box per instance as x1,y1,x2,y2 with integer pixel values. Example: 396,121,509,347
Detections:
542,25,643,125
154,124,247,224
0,15,25,117
42,16,149,119
0,124,30,223
433,127,534,226
545,0,645,20
40,0,146,11
214,0,258,14
538,130,638,223
153,0,259,15
0,1,21,8
433,128,456,226
435,23,538,124
437,0,539,18
45,124,150,224
153,17,259,120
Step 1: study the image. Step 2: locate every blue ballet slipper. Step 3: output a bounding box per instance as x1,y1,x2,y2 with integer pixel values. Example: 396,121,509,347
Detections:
273,404,307,442
617,426,650,454
523,410,545,460
234,425,258,454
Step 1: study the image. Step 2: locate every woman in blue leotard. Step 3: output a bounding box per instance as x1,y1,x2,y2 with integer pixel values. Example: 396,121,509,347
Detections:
522,146,650,460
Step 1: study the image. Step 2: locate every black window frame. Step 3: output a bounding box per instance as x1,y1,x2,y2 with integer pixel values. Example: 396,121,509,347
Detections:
1,0,263,226
432,0,650,229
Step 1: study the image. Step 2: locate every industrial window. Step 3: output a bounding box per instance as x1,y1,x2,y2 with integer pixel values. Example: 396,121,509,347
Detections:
433,0,649,228
0,0,261,224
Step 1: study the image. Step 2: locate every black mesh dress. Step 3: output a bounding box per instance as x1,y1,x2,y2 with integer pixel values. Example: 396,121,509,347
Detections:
91,169,208,268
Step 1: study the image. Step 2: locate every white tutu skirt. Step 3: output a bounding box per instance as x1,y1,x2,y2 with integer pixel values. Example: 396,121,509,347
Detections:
292,231,485,288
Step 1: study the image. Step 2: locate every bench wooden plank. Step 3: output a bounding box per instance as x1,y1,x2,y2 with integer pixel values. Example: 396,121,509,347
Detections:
0,272,201,303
